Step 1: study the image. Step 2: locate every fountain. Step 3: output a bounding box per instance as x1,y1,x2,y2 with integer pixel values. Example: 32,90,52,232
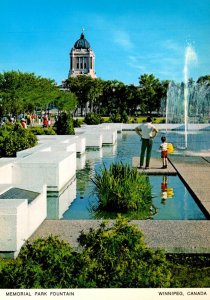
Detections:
166,45,210,151
183,45,197,148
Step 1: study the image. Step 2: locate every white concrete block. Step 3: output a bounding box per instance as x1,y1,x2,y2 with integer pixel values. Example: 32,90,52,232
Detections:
100,129,118,144
28,185,47,235
84,133,103,148
71,136,86,154
0,199,28,251
50,142,76,153
16,144,49,158
13,152,76,192
38,135,85,154
0,158,15,184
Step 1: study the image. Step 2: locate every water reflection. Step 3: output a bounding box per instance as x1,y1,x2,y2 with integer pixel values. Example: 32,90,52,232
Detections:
150,175,206,220
160,176,174,205
47,178,76,219
76,153,86,170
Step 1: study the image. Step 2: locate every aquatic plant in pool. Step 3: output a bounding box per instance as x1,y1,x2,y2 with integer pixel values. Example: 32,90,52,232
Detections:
90,162,155,219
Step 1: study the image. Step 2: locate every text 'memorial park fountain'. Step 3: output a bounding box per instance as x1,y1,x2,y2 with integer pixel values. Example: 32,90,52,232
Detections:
166,44,210,151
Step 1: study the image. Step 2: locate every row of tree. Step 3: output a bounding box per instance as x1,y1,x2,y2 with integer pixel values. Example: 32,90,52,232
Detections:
62,74,169,116
0,70,209,118
0,71,76,118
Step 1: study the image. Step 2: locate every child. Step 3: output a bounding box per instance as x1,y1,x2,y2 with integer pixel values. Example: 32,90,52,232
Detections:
160,136,168,169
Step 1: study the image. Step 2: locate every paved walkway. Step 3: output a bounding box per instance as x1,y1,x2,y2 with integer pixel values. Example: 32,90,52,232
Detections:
169,156,210,216
30,219,210,253
30,155,210,254
132,157,177,175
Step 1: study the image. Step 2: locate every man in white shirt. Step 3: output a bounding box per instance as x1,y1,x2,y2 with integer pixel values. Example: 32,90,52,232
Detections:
135,117,158,169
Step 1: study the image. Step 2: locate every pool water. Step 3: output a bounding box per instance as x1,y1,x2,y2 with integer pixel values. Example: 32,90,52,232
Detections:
61,131,207,220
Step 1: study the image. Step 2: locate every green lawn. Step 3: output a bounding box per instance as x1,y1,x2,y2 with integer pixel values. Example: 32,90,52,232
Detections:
75,116,166,124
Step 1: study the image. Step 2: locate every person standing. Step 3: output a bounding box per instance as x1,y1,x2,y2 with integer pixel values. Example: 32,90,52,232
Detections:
160,136,168,169
135,117,158,169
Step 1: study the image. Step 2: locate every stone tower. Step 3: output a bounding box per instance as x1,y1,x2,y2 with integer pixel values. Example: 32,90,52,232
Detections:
69,30,96,78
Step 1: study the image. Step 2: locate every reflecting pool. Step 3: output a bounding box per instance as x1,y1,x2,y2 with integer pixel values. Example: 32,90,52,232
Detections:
60,131,208,220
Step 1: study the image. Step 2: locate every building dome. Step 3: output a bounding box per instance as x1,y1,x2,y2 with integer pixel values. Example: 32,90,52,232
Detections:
74,32,90,49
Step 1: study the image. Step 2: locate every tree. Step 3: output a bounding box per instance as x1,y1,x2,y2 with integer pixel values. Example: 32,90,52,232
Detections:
63,76,94,116
139,74,166,114
54,90,77,114
197,75,210,84
0,71,61,117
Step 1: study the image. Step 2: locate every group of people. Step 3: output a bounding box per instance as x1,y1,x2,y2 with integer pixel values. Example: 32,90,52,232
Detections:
135,116,171,170
19,113,52,129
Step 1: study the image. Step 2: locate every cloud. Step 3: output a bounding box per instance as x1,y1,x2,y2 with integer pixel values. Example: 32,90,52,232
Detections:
112,29,134,50
162,39,184,54
127,55,146,71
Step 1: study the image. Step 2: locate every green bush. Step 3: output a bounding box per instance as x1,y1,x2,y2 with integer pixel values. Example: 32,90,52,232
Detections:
84,113,102,125
0,124,37,157
0,217,172,288
54,112,75,135
0,236,81,288
109,111,128,123
77,216,172,288
29,127,56,135
91,162,154,218
73,118,82,128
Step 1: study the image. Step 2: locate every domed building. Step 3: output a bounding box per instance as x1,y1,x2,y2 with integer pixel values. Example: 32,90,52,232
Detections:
69,30,96,78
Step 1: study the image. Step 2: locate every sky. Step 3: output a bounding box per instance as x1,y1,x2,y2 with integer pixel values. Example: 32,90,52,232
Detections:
0,0,210,85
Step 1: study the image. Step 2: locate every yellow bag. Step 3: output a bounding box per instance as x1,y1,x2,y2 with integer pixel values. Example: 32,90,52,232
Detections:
167,143,174,154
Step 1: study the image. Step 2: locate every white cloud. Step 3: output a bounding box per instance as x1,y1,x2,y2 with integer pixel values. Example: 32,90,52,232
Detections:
162,39,183,54
112,29,134,50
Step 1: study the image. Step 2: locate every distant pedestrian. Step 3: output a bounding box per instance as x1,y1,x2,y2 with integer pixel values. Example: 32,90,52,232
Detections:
31,114,35,126
26,113,31,126
160,136,168,169
38,114,42,125
135,117,158,169
43,114,48,127
20,118,27,129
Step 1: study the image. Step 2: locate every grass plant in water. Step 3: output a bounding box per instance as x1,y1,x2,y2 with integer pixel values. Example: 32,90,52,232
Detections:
91,162,156,219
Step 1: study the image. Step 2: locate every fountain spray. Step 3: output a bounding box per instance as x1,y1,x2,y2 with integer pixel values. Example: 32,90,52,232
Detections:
183,45,197,148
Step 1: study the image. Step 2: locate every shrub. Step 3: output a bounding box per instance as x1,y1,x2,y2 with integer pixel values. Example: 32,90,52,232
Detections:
0,218,172,288
73,118,81,128
109,111,128,123
109,112,121,123
54,112,75,135
0,236,81,288
84,113,102,125
91,162,155,219
29,127,56,135
0,124,37,157
77,216,172,288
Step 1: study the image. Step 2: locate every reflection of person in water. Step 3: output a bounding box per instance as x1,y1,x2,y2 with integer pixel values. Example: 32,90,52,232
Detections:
161,175,168,204
161,176,174,204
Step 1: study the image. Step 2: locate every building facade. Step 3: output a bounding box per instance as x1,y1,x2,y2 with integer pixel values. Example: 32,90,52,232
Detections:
69,31,96,78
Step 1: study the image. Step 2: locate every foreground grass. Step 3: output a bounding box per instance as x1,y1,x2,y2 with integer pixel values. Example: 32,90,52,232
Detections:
167,254,210,287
